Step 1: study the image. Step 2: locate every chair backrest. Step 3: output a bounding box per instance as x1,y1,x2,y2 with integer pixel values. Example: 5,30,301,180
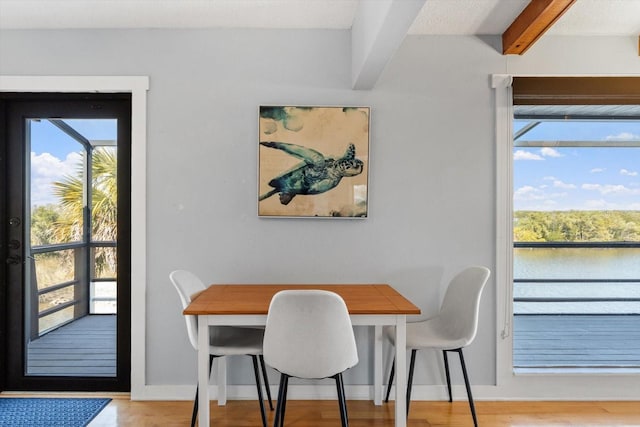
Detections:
263,290,358,379
169,269,207,350
436,266,491,348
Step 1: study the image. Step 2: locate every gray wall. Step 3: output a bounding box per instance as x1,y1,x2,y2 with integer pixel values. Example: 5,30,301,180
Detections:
1,29,638,392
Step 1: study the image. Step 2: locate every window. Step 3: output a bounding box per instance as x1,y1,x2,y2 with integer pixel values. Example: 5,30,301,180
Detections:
511,78,640,370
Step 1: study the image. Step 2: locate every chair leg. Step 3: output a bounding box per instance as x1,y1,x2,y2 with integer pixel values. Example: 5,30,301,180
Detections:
192,354,216,427
384,357,395,402
273,374,287,427
443,350,453,402
334,373,349,427
339,372,349,423
456,349,478,427
273,373,290,427
259,355,274,410
251,356,268,427
406,349,417,416
280,375,289,427
191,386,198,427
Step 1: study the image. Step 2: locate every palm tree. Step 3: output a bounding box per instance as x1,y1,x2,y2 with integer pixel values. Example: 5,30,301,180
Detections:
52,147,118,276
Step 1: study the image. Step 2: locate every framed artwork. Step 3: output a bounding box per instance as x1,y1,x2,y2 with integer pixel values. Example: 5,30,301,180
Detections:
258,106,370,218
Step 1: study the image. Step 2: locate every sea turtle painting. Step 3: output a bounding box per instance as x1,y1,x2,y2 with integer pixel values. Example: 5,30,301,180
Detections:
259,141,364,205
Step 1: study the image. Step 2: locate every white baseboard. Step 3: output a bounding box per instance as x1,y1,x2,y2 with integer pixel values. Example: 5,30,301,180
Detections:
134,384,376,401
133,382,640,402
131,384,490,402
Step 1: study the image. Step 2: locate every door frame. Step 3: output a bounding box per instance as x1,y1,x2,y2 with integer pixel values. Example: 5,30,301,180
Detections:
0,76,148,395
4,94,131,390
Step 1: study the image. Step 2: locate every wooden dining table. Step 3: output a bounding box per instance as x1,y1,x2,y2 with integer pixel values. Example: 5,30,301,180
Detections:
183,283,421,427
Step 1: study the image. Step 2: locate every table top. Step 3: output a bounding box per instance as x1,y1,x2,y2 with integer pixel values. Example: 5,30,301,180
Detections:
183,284,421,316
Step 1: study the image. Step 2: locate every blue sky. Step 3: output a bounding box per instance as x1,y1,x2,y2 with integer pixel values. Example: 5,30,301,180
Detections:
30,119,117,207
514,121,640,211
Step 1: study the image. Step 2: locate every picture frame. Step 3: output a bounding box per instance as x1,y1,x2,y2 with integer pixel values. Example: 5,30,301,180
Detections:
258,106,370,218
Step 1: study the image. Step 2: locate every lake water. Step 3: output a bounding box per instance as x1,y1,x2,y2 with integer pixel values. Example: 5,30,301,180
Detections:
514,247,640,314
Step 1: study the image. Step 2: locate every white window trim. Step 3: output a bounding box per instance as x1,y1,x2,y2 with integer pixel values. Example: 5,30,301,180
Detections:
492,74,515,390
492,73,640,400
0,75,149,399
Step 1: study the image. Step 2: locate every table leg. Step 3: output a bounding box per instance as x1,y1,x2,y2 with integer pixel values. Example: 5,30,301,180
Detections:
197,315,210,427
394,316,407,427
374,325,383,405
217,357,227,405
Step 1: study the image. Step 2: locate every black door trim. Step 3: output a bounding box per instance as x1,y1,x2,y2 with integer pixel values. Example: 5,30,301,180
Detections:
0,92,131,391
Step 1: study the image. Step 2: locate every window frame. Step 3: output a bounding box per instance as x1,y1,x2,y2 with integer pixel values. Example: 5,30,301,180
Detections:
493,74,640,399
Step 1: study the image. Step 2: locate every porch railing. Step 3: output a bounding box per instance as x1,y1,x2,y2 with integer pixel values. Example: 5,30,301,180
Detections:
513,242,640,315
29,240,116,337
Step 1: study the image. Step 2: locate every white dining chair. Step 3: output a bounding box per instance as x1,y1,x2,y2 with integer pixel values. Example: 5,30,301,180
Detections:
263,289,359,427
384,266,491,427
169,269,273,427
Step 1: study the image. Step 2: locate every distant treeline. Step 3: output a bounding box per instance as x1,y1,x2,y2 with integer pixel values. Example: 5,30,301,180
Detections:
514,211,640,242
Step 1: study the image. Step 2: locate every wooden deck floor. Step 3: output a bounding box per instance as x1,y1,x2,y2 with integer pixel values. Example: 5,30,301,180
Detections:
25,314,639,377
27,315,116,377
513,314,640,368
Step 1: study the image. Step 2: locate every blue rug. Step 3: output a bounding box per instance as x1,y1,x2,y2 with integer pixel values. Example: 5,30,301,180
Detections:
0,397,111,427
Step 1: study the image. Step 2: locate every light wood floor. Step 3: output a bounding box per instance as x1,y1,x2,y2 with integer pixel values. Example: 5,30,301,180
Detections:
79,395,640,426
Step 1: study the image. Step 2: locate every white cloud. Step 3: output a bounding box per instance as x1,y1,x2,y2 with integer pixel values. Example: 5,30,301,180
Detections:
513,185,572,205
549,192,568,198
584,199,615,209
514,185,546,201
590,168,605,173
582,199,640,210
581,183,640,195
540,147,563,157
514,150,543,160
620,169,638,176
553,180,576,189
30,151,81,206
605,132,640,141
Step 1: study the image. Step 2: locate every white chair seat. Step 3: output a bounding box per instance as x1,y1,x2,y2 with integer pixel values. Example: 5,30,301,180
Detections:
385,318,471,351
209,326,264,355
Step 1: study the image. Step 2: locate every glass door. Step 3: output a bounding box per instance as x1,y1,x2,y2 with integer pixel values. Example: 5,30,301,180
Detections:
2,95,131,391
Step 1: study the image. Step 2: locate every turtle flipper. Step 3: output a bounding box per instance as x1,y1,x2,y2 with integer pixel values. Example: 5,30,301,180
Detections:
343,143,356,160
260,141,325,166
259,188,278,201
279,193,296,205
259,188,296,205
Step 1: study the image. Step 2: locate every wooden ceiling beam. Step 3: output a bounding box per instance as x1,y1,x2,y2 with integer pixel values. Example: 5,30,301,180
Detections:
502,0,576,55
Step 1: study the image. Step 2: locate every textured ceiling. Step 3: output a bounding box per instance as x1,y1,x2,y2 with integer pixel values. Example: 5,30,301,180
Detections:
0,0,639,35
